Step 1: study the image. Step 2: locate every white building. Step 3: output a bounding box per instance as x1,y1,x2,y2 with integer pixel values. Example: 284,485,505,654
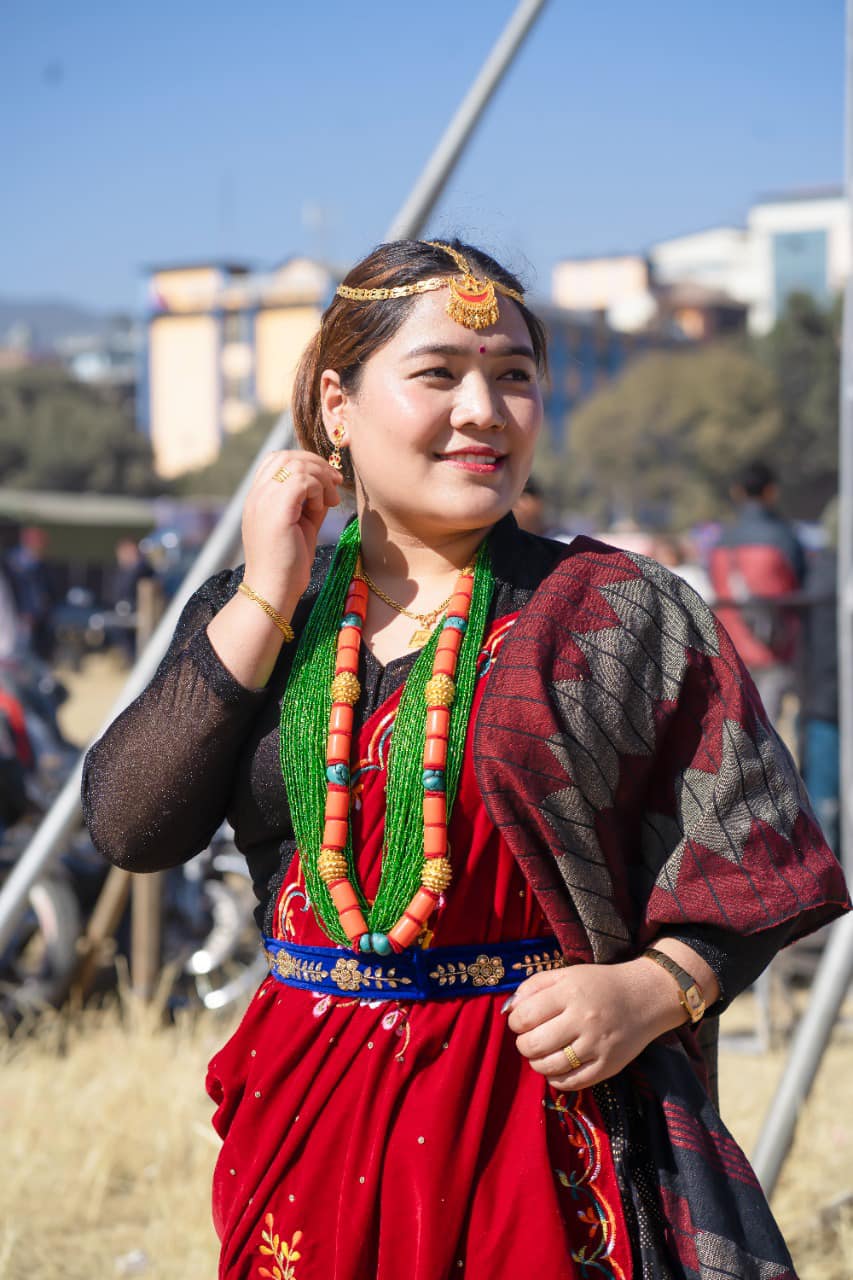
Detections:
747,189,850,333
649,226,755,308
552,188,850,336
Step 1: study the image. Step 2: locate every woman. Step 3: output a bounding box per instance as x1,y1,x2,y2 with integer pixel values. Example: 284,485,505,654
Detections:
83,240,847,1280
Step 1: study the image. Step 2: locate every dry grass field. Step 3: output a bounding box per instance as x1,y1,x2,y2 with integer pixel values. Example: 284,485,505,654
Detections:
0,657,848,1279
0,993,851,1280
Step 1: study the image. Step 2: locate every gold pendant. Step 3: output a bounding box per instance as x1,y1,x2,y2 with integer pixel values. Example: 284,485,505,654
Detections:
446,274,500,330
410,627,433,647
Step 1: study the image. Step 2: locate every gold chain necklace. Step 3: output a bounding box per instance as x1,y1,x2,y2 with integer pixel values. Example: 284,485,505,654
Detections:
357,556,460,646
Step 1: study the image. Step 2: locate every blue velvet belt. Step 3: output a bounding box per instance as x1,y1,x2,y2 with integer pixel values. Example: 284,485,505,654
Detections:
263,935,564,1001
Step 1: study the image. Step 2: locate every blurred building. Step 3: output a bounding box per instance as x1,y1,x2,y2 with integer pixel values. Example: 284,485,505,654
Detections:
140,257,334,478
538,305,658,450
553,187,849,338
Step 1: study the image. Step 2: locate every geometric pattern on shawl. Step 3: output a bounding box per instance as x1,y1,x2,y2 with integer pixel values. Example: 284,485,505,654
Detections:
473,534,845,1279
474,537,848,965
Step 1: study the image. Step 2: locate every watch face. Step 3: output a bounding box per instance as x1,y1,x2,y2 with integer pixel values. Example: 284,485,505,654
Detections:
685,986,705,1019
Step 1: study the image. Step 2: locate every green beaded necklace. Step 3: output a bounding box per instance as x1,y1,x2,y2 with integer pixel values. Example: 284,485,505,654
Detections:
280,520,494,947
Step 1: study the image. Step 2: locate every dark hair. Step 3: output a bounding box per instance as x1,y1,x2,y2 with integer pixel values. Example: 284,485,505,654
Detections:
736,460,776,498
292,238,548,486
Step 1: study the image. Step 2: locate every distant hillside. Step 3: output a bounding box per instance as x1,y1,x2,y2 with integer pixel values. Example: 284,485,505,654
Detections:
0,297,113,350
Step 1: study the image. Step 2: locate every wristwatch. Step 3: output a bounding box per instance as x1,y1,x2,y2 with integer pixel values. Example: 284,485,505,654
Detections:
642,948,706,1024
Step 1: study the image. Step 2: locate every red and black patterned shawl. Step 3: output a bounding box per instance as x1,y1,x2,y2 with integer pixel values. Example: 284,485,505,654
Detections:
475,532,846,967
474,529,848,1280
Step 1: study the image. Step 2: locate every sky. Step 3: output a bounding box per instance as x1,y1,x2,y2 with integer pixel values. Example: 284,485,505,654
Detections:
1,0,846,312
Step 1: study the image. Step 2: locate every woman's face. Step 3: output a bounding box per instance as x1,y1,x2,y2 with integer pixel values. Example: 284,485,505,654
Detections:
323,289,543,542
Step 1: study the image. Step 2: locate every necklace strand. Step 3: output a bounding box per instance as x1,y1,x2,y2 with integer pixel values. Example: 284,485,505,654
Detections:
280,522,494,951
358,559,454,625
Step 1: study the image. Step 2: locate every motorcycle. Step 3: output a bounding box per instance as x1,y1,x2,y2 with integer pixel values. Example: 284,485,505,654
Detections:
0,654,265,1023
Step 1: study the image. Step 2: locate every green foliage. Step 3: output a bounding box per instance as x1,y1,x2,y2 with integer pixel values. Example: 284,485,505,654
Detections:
559,293,841,529
564,344,781,528
0,365,164,495
759,291,840,513
173,413,278,497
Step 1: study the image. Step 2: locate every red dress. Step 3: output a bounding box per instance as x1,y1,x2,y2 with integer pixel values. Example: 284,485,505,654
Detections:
207,620,635,1280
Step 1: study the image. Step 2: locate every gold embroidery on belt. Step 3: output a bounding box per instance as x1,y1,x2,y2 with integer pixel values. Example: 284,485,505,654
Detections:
329,957,413,992
428,954,506,987
510,949,566,977
268,945,565,992
271,951,330,984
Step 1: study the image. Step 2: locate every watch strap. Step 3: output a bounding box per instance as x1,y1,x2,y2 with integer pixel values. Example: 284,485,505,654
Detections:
642,947,706,1023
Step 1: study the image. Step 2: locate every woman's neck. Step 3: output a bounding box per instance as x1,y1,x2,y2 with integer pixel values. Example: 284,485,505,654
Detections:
352,508,496,666
357,509,492,595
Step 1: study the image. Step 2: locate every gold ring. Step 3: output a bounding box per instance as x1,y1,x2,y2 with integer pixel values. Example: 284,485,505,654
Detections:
561,1043,583,1071
273,466,292,483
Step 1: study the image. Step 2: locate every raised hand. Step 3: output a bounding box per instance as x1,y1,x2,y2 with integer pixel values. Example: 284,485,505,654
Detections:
241,450,344,616
207,449,343,690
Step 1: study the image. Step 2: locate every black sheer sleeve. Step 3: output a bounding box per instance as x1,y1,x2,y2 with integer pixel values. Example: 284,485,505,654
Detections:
660,921,794,1013
81,568,269,872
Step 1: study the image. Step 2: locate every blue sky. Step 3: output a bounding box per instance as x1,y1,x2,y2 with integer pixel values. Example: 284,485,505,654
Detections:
1,0,845,311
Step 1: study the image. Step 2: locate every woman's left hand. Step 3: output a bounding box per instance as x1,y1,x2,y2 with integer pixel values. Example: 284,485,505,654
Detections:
505,959,687,1092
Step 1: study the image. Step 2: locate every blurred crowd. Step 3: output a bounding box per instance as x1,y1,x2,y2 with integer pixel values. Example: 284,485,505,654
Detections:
0,459,842,858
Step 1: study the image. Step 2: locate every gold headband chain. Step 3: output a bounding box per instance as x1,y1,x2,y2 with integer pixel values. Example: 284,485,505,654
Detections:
335,241,524,331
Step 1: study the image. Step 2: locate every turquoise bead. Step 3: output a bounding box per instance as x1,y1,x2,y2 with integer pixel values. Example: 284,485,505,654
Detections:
359,934,373,953
422,769,446,792
326,763,350,786
444,615,467,632
371,933,392,955
340,613,363,629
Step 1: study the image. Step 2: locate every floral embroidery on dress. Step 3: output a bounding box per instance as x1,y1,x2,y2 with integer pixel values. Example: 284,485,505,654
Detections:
547,1090,627,1280
257,1213,303,1279
350,707,397,808
309,991,414,1062
276,861,309,940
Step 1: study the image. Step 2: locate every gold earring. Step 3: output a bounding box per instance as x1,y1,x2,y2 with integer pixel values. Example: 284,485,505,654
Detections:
330,424,345,473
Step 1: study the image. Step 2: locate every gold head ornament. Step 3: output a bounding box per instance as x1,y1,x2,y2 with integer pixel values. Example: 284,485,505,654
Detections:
335,242,524,331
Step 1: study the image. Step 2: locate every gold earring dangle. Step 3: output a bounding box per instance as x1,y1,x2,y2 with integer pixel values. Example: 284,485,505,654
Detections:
330,425,345,473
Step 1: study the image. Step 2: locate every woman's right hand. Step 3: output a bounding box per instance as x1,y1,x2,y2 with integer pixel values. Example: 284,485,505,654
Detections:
241,450,344,615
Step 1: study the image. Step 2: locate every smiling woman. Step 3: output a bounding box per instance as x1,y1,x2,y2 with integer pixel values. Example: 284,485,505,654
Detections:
82,238,848,1279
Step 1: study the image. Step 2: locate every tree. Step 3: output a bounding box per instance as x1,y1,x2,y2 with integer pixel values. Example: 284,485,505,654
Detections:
759,291,840,516
563,344,782,529
0,365,164,495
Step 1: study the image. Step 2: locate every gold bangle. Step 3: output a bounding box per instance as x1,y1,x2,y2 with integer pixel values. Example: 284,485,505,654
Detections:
237,582,295,642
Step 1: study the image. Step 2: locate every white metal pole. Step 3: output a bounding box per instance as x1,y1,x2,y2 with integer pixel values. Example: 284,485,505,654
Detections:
840,0,853,886
749,0,853,1195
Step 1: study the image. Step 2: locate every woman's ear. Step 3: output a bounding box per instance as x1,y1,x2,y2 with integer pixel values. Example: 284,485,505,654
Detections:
319,369,348,446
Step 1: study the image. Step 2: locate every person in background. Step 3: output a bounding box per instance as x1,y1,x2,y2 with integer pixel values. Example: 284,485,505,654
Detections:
107,537,157,663
5,526,57,661
800,497,840,856
0,560,20,662
709,460,805,724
